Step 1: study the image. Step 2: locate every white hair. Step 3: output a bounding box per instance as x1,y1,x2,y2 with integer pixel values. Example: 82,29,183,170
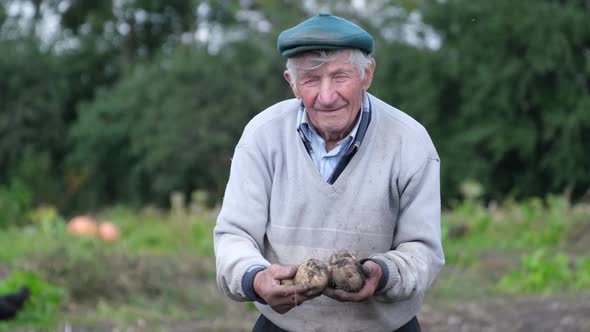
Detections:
286,49,374,88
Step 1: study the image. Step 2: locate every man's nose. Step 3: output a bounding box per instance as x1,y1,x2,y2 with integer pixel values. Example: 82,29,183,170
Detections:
317,79,338,106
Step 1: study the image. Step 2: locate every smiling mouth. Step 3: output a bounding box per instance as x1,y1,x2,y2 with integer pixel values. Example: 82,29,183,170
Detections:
318,106,345,112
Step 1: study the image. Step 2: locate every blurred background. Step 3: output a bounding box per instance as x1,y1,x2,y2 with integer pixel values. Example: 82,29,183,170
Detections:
0,0,589,331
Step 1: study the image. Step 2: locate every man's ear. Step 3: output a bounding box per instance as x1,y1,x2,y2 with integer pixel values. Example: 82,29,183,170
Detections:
361,58,376,91
283,70,300,99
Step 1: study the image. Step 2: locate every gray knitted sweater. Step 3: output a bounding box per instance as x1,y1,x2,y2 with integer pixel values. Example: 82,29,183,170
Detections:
214,94,444,332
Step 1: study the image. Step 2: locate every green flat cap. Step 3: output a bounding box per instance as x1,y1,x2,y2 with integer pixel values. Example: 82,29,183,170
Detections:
277,13,374,57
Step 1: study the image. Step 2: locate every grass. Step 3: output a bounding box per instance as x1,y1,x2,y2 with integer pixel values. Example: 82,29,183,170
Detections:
435,195,590,300
96,205,215,257
0,271,66,329
0,206,258,331
0,196,589,330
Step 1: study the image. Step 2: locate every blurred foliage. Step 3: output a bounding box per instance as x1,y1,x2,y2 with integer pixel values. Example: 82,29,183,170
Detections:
0,199,587,327
0,179,32,227
0,0,589,211
0,39,67,206
438,192,590,297
0,205,215,263
0,271,67,329
442,194,576,267
374,0,590,201
0,205,241,329
498,250,590,294
68,40,290,207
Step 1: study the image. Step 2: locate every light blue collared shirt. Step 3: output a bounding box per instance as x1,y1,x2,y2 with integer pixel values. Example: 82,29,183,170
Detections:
297,92,369,182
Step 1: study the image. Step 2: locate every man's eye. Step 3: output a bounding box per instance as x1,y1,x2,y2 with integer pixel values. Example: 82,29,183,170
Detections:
334,75,349,82
302,79,319,86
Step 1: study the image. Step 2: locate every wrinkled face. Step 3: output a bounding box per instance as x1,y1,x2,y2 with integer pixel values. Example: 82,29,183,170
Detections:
284,52,375,143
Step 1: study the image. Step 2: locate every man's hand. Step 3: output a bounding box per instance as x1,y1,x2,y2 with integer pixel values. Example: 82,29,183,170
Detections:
323,260,382,302
253,264,316,314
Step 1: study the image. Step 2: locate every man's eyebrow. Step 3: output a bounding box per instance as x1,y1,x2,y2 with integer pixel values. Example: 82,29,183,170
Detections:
298,71,319,79
299,67,354,77
333,68,355,75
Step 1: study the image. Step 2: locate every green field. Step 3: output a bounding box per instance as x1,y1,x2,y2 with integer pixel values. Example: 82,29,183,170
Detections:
0,196,589,331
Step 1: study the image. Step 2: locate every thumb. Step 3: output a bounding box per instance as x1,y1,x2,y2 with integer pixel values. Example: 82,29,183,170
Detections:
362,260,381,276
271,264,299,280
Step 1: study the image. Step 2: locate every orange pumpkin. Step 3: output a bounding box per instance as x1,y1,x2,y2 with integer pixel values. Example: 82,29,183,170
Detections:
98,221,119,242
67,215,98,237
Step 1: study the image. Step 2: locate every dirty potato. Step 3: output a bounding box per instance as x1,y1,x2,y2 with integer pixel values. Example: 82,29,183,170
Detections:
328,251,358,264
328,251,366,292
281,259,330,296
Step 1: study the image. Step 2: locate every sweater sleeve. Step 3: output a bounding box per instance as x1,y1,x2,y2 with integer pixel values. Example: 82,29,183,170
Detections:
214,137,272,302
369,152,445,303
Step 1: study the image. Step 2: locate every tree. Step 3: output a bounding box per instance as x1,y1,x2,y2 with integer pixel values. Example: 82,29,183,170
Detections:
373,0,590,201
0,38,67,204
68,39,291,207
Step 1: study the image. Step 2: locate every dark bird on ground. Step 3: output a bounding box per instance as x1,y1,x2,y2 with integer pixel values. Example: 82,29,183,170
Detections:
0,286,30,320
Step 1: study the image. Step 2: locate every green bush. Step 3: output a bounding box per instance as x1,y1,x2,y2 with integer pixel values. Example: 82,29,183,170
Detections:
96,206,215,256
498,250,590,294
442,195,574,264
439,194,589,295
0,179,32,228
519,196,569,247
574,257,590,290
0,271,67,329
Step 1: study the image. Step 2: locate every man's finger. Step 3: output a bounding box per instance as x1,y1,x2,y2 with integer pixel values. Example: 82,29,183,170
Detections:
323,286,372,302
361,260,381,278
279,284,309,296
323,287,352,301
270,265,299,280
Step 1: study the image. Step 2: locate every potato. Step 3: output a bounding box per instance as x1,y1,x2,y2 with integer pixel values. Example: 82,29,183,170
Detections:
281,259,330,296
328,251,366,292
281,252,367,296
328,251,357,264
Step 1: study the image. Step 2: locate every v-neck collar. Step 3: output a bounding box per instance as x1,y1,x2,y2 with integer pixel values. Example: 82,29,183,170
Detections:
296,94,377,193
296,92,373,185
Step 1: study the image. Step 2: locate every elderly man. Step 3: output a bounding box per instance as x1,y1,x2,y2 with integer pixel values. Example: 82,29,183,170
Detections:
214,13,444,332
